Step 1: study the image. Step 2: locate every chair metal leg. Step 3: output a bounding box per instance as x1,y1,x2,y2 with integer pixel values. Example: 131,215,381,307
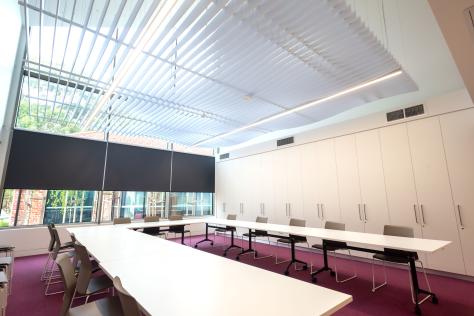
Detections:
254,237,273,260
293,242,311,271
44,261,64,296
371,258,387,292
333,250,357,283
41,253,53,281
275,241,290,264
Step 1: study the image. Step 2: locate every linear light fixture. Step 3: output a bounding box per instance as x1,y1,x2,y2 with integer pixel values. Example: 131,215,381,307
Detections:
82,0,178,130
192,69,403,147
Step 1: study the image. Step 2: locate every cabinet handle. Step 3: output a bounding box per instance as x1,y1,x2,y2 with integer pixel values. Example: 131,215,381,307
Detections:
285,203,288,216
262,203,265,216
223,202,226,213
420,204,425,226
358,204,362,221
413,204,418,224
288,203,291,217
363,204,367,221
321,203,324,220
317,203,320,219
457,205,464,229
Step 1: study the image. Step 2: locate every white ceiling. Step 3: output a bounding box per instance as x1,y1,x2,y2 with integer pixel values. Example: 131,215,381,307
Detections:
224,0,466,151
18,0,421,148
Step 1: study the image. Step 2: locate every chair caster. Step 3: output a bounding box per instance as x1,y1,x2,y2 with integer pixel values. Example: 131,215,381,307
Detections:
194,245,198,248
431,295,438,304
302,265,308,271
210,242,214,246
236,256,240,261
414,305,421,315
284,271,289,276
311,277,317,283
223,253,227,257
330,271,336,277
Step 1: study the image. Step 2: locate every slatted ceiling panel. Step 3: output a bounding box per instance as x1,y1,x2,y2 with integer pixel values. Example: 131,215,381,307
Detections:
19,0,416,148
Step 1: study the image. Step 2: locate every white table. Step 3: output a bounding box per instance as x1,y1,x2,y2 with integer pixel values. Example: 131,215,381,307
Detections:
195,218,449,315
68,225,352,316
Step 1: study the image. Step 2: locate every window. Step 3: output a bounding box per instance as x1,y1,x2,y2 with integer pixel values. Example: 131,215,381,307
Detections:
169,192,213,217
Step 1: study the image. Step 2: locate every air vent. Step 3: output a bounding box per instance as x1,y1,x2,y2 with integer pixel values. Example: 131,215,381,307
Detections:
219,153,229,159
404,104,424,118
386,109,405,122
277,137,294,147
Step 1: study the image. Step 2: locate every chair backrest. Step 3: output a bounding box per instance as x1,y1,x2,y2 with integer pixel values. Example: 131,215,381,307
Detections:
169,214,185,233
143,216,161,235
383,225,414,238
51,228,64,259
255,217,268,235
325,221,345,231
113,218,131,225
113,276,141,316
226,214,237,220
383,225,416,258
169,214,183,221
289,218,305,227
144,215,160,222
47,224,56,252
55,253,77,316
74,244,94,295
289,218,307,242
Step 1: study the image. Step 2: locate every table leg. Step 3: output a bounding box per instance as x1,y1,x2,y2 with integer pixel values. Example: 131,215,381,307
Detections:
311,243,334,282
284,239,308,276
194,223,213,248
236,229,257,260
409,257,438,315
223,229,243,257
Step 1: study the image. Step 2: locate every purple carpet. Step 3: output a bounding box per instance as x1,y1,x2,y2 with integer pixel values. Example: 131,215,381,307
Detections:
6,235,474,316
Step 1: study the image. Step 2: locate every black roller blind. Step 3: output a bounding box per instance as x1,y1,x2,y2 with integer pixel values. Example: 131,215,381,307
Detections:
4,130,107,190
103,143,172,192
171,152,215,193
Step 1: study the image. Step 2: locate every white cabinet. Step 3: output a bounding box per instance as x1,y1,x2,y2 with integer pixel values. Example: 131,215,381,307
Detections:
300,143,321,228
272,147,304,224
407,117,465,274
254,152,275,222
334,135,364,233
440,109,474,276
379,124,422,237
314,139,341,223
355,130,390,235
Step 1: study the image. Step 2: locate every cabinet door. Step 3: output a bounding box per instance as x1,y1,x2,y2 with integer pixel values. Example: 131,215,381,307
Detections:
285,146,304,221
256,152,275,222
314,139,341,223
440,109,474,276
379,124,422,236
239,156,258,221
272,150,289,224
407,117,465,274
335,135,364,233
301,143,322,228
356,130,389,235
223,159,242,219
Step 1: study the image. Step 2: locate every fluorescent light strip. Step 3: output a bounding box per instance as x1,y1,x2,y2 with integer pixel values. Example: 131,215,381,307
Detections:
192,69,403,147
82,0,178,130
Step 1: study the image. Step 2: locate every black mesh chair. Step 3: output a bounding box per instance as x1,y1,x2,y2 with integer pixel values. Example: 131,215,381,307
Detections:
311,221,357,283
275,218,309,266
372,225,432,306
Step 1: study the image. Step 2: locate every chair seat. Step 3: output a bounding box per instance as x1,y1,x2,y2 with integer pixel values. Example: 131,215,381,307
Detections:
243,231,267,237
215,227,235,232
68,296,124,316
311,244,343,252
276,238,291,243
86,274,113,295
62,241,75,248
0,271,7,284
373,253,410,264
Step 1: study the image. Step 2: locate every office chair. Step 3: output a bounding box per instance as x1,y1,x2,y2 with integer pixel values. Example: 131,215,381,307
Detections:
74,244,113,304
55,254,124,316
275,218,310,268
112,276,141,316
142,215,166,237
371,225,432,306
214,214,242,247
0,271,8,316
241,216,273,259
167,214,191,244
311,221,357,283
42,224,73,282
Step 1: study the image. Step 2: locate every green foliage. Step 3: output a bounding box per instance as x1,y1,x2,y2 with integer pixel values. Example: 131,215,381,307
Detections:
16,100,81,134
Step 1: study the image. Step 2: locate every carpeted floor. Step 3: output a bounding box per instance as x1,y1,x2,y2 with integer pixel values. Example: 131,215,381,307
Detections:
5,234,474,315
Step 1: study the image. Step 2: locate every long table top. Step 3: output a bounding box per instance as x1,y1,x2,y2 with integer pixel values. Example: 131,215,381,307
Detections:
67,225,352,316
120,217,451,254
